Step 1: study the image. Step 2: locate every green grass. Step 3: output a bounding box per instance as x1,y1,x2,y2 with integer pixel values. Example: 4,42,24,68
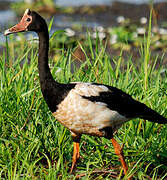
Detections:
0,27,167,180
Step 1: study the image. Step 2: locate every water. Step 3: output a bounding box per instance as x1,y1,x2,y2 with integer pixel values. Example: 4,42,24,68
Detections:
0,10,16,26
0,10,16,44
112,0,167,4
55,0,167,6
55,0,111,7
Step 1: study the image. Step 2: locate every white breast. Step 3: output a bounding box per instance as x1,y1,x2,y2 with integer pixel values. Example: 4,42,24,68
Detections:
53,83,129,136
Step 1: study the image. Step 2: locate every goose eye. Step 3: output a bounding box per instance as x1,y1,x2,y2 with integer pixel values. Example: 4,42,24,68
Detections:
27,18,31,22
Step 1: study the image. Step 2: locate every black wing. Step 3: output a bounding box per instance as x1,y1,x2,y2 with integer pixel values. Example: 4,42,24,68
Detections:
82,83,167,124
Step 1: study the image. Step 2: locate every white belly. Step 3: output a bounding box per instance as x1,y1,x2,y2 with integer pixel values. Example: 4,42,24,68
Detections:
53,89,129,136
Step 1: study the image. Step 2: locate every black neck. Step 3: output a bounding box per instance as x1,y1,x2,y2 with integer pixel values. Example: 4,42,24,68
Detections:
36,28,66,112
38,30,54,84
36,23,75,113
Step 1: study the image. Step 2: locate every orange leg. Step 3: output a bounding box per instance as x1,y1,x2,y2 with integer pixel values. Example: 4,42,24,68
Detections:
70,141,80,173
111,138,129,177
